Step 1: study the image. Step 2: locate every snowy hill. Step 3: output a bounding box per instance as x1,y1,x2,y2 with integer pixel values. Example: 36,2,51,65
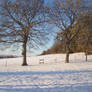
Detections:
0,53,92,92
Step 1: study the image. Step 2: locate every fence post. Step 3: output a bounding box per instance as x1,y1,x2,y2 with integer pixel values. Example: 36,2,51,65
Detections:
5,60,7,67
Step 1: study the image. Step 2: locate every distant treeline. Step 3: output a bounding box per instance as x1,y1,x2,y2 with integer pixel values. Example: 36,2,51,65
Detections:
0,55,17,59
41,41,92,55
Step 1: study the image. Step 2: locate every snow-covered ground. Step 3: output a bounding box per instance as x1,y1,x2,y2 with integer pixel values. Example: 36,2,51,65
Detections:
0,53,92,92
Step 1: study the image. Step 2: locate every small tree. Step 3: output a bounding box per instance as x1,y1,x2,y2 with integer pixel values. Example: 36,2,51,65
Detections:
0,0,48,66
77,15,92,61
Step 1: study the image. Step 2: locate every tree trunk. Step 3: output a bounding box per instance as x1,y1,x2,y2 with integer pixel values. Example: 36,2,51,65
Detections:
65,51,69,63
22,40,27,66
85,50,88,62
65,44,70,63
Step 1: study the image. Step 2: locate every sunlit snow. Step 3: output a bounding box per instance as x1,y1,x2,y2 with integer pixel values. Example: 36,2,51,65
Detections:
0,53,92,92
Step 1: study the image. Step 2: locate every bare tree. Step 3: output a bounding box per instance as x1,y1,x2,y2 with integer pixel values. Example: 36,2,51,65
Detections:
77,15,92,61
48,0,85,63
0,0,49,66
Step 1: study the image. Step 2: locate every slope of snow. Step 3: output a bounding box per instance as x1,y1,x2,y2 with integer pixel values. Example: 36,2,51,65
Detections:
0,53,92,92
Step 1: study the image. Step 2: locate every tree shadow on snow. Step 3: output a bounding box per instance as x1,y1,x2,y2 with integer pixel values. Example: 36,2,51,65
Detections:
0,83,92,92
0,70,92,76
0,70,92,92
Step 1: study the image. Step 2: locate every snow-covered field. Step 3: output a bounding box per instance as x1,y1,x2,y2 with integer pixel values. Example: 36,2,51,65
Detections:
0,53,92,92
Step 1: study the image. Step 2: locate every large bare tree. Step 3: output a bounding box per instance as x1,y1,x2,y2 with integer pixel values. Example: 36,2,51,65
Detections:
48,0,85,63
0,0,48,66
